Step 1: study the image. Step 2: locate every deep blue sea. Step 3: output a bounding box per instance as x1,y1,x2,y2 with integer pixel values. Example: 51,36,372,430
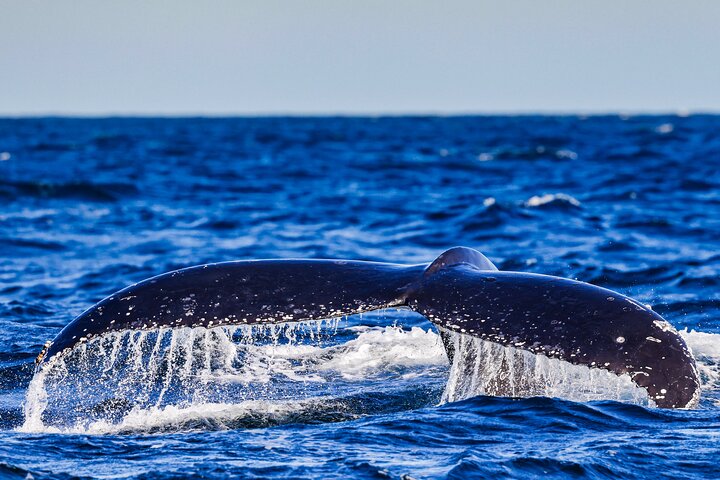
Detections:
0,116,719,479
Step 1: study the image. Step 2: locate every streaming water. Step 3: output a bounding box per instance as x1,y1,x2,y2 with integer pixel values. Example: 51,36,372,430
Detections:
441,330,652,406
20,317,720,435
20,318,450,433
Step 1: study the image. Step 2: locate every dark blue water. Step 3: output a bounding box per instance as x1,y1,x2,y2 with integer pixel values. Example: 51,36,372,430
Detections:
1,116,719,479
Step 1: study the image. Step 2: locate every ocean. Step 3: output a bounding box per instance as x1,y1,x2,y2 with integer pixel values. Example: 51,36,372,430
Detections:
0,116,718,479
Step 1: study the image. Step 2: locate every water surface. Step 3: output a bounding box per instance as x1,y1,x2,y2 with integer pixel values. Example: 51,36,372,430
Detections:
0,116,719,479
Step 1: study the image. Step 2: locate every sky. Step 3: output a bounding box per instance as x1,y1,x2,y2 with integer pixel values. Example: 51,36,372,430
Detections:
1,0,719,115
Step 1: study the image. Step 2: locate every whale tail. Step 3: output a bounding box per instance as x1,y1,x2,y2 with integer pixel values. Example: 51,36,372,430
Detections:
410,254,700,409
37,247,700,408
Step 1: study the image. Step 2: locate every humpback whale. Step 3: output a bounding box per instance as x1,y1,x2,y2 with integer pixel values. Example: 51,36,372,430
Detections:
35,247,700,409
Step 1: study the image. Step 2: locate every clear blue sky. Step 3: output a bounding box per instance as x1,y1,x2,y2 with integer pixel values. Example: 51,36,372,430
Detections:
2,1,719,115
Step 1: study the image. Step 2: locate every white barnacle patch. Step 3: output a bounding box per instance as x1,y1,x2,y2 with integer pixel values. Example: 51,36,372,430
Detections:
624,298,639,307
653,320,677,334
615,336,626,344
646,336,662,343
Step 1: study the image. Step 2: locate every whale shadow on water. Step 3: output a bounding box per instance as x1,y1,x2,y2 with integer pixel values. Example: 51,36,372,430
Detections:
25,247,702,432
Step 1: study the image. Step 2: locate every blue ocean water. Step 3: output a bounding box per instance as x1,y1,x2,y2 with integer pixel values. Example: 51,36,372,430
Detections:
0,116,719,479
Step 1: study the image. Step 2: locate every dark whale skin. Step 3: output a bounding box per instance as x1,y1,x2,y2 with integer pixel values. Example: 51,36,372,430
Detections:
37,247,700,409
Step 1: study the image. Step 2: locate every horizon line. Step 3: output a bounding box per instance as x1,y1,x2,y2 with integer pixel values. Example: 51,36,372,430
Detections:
1,109,718,119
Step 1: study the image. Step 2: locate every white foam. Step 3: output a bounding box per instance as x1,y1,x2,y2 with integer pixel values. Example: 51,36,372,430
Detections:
681,329,720,393
25,398,342,435
681,330,720,361
555,149,578,160
525,193,581,208
318,326,447,379
656,123,674,134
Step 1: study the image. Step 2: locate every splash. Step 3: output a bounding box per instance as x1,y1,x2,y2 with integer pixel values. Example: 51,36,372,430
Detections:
20,320,720,434
441,330,653,406
681,329,720,406
20,321,448,433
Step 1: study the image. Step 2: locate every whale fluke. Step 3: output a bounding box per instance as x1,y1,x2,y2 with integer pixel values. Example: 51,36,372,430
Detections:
407,266,699,409
36,247,700,408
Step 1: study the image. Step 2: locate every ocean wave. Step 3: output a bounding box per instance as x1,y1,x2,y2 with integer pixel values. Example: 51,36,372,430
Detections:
524,193,581,209
2,116,720,477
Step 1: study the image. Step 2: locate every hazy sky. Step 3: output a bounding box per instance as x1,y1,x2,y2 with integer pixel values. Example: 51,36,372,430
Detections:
2,1,719,115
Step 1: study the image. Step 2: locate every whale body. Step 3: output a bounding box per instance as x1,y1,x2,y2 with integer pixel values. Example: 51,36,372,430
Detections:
36,247,700,409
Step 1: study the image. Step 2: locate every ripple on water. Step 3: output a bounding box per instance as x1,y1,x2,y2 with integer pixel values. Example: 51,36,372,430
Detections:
1,116,719,479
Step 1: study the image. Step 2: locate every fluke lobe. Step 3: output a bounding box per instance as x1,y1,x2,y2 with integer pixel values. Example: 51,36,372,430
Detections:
36,247,700,408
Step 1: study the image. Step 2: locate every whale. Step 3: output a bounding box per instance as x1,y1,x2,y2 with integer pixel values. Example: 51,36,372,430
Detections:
35,247,700,409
